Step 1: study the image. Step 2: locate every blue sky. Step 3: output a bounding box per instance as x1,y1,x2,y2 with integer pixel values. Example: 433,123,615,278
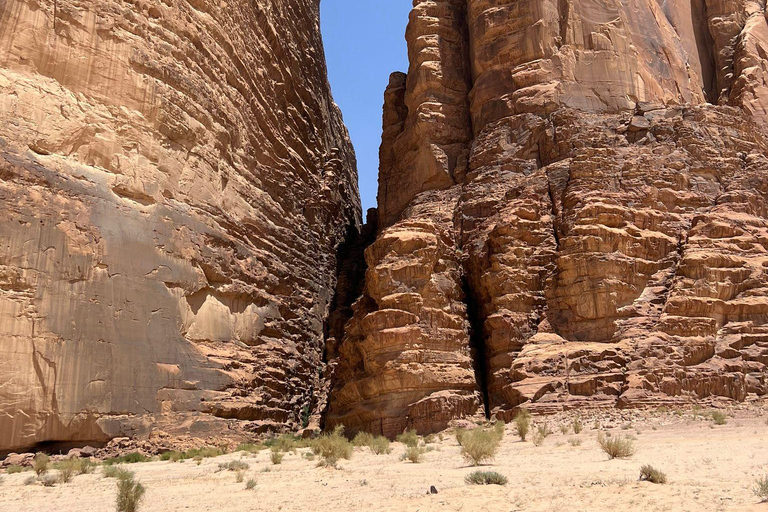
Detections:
320,1,412,215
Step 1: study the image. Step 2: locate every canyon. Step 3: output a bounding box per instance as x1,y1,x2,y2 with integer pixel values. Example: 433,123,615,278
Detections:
1,0,768,454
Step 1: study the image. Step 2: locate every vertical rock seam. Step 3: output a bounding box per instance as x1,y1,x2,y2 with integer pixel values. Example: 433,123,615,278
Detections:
328,0,768,436
0,0,360,453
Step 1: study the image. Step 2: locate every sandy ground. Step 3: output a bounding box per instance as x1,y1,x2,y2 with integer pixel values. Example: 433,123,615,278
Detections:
2,406,767,512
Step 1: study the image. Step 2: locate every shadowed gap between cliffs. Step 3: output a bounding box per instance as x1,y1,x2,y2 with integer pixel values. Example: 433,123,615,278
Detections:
319,210,378,428
462,277,491,420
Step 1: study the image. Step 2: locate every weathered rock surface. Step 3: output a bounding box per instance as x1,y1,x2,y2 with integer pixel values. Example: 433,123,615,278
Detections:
329,0,768,434
0,0,360,453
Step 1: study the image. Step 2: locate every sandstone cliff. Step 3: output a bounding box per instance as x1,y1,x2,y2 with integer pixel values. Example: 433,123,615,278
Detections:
328,0,768,435
0,0,360,453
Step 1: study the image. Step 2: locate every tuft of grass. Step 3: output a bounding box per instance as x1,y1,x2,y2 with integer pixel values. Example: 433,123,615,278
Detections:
236,443,264,454
639,464,667,484
560,424,570,435
161,446,226,463
56,458,77,483
310,426,353,468
532,424,552,447
269,450,284,465
753,476,768,501
396,429,420,448
264,434,303,453
219,460,249,472
245,478,257,490
24,475,37,486
235,469,245,483
104,453,149,465
33,453,49,476
460,424,504,466
568,437,582,447
351,431,390,454
465,470,508,486
711,410,728,425
103,465,133,480
116,472,145,512
7,465,23,474
401,446,426,463
572,417,583,434
598,434,636,460
514,410,532,442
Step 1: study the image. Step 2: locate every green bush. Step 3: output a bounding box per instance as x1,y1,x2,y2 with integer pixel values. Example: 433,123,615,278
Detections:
352,432,375,447
514,410,532,442
116,472,145,512
396,429,420,448
265,434,303,453
7,465,23,474
465,471,508,486
639,464,667,484
401,446,425,463
753,475,768,501
270,450,284,465
33,453,49,476
711,411,728,425
460,425,503,466
598,434,636,459
368,436,391,455
311,426,353,468
455,428,468,446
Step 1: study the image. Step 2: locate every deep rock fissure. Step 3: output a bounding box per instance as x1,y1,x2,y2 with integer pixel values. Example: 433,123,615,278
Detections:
461,276,491,420
692,0,719,102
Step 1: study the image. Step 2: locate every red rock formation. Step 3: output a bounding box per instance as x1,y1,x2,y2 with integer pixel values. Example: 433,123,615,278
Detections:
329,0,768,434
0,0,360,453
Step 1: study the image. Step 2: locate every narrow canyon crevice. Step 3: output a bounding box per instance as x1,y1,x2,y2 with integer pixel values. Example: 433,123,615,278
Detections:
461,276,491,420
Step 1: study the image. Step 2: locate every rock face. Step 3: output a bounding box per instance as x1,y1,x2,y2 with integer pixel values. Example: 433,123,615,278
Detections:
0,0,360,453
328,0,768,434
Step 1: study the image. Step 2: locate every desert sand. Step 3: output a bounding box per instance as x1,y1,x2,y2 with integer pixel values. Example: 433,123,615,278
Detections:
2,406,767,512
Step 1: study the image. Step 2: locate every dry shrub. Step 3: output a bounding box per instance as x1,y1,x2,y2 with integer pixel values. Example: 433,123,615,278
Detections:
401,446,425,463
460,424,504,466
465,471,508,486
598,434,636,459
116,472,145,512
33,453,49,476
396,429,420,448
639,464,667,484
311,426,353,468
514,410,532,442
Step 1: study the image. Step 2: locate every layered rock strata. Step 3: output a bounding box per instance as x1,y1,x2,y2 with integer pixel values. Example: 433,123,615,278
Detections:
0,0,360,453
328,0,768,434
